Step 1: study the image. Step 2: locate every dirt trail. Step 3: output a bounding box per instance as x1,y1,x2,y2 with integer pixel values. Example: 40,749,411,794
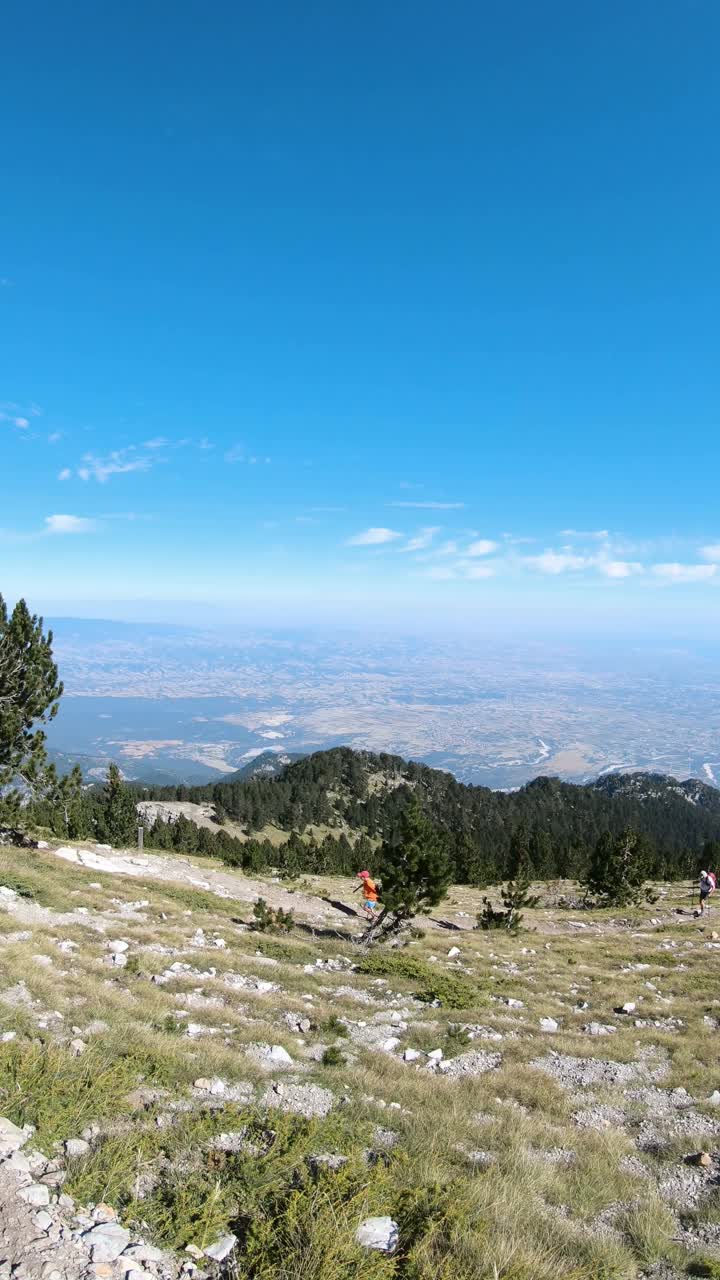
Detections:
49,844,355,929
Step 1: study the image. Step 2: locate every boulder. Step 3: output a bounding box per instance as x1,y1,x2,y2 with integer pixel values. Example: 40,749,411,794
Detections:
356,1216,399,1253
0,1116,33,1155
539,1017,559,1032
204,1234,237,1262
82,1222,131,1262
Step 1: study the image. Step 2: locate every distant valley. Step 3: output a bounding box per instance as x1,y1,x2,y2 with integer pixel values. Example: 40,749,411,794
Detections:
44,617,720,789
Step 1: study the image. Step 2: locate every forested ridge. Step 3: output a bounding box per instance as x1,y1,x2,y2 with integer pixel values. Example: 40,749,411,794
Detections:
135,746,720,882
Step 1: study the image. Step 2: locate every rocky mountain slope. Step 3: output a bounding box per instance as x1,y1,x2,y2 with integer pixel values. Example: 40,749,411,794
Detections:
1,838,719,1278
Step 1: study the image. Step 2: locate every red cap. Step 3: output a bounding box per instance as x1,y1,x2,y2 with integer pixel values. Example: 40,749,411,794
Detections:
356,870,370,879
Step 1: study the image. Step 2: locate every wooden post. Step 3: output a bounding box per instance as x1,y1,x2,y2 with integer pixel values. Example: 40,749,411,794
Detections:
137,826,144,852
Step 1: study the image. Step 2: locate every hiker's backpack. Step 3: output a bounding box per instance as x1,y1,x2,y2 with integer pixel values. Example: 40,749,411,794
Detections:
708,872,718,891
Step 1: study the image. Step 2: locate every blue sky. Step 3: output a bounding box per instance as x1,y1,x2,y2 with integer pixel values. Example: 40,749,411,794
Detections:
2,0,720,633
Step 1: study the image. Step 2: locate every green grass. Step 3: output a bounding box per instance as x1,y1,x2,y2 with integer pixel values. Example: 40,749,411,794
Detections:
0,847,712,1279
356,951,483,1009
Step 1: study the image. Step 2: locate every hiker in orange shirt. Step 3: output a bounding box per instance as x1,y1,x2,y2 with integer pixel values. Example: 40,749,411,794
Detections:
354,870,380,920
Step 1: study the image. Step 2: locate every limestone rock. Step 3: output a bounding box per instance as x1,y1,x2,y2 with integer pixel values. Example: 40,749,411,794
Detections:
355,1216,399,1253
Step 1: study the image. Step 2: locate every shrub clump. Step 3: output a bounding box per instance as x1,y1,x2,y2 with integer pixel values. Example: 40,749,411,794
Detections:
356,951,480,1008
252,897,294,932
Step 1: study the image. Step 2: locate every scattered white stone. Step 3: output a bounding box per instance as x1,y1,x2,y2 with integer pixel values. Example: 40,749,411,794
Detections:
32,1209,54,1233
18,1183,50,1207
540,1017,559,1032
708,1090,720,1106
204,1234,237,1262
194,1077,226,1095
0,1116,33,1154
246,1043,294,1067
381,1037,401,1052
64,1137,90,1157
107,940,129,954
427,1048,443,1061
447,946,461,959
403,1048,421,1063
124,1244,165,1263
69,1038,88,1056
356,1216,399,1253
186,1023,219,1039
621,1002,637,1014
438,1050,502,1079
505,998,524,1009
583,1022,617,1037
83,1222,131,1262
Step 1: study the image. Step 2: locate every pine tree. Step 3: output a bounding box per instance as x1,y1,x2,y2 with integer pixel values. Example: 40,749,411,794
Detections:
373,794,452,935
477,866,540,933
0,596,63,828
582,828,651,907
98,764,137,846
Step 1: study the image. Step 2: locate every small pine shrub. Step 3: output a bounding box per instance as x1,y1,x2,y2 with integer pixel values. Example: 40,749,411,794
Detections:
321,1014,349,1038
321,1046,346,1067
252,897,294,932
476,874,540,933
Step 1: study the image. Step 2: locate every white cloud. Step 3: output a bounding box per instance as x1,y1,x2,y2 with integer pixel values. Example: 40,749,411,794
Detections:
560,529,610,539
48,432,62,443
597,560,643,579
436,540,459,556
346,527,403,546
399,526,440,553
699,544,720,563
44,514,97,535
143,437,169,449
389,500,465,509
76,450,152,483
466,539,498,557
58,468,72,481
652,563,717,583
525,550,590,574
0,412,29,429
224,444,271,465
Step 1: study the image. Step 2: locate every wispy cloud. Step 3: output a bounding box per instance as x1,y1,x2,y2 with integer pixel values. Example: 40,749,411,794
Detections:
525,550,590,574
398,526,440,553
48,432,62,444
77,450,153,483
388,500,465,510
466,538,498,557
0,411,30,429
652,563,717,583
560,529,610,540
597,559,643,579
45,513,97,535
143,437,169,450
424,560,496,581
58,468,73,481
699,544,720,563
346,527,403,546
224,445,271,464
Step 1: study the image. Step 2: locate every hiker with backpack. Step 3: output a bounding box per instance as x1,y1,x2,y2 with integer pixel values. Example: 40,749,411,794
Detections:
698,869,717,915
